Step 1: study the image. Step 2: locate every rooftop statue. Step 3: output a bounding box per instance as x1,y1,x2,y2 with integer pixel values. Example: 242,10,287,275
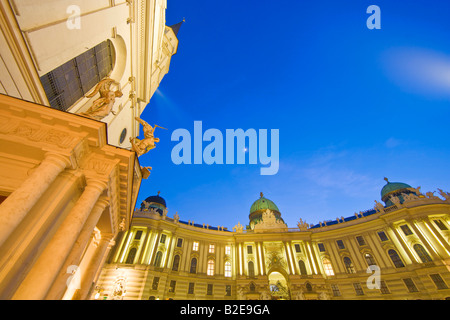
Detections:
80,78,123,120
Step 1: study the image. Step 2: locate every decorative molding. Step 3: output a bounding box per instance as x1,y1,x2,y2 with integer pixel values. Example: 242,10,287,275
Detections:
0,115,80,150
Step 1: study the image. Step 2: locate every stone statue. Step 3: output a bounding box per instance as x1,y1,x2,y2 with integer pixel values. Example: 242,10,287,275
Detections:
374,200,385,212
297,218,309,231
141,166,152,179
173,212,180,223
438,189,450,201
80,78,123,120
426,191,439,200
233,222,244,233
130,117,167,156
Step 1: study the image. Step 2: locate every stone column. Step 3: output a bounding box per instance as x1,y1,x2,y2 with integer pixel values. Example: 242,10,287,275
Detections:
76,236,114,300
0,153,70,248
389,225,416,264
44,197,109,300
12,179,107,300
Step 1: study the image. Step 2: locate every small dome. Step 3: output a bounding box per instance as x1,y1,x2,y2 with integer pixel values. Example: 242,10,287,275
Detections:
381,178,412,199
380,178,415,206
140,191,166,214
249,193,283,229
250,193,280,214
143,193,166,207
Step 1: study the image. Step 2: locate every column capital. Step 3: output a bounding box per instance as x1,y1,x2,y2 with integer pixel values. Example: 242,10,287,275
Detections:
43,152,72,169
85,178,108,193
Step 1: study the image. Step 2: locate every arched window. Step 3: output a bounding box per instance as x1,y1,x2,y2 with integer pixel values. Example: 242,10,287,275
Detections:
364,253,377,267
388,249,405,268
154,251,163,267
190,258,197,274
125,247,137,264
224,261,232,277
322,259,334,276
343,257,356,274
207,260,215,276
305,282,313,292
248,261,255,277
298,260,307,275
413,244,432,263
172,255,180,271
40,40,115,111
249,282,256,292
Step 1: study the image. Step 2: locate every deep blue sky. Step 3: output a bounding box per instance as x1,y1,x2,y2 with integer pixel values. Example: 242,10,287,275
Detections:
136,0,450,230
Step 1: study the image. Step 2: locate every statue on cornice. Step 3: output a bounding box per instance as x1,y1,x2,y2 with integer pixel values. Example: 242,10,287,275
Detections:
80,78,123,120
438,189,450,201
374,200,385,213
233,222,244,233
297,218,309,231
130,117,167,156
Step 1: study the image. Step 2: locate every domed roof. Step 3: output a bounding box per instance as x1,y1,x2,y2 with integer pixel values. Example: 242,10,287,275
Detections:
250,192,280,214
143,191,166,207
381,178,412,199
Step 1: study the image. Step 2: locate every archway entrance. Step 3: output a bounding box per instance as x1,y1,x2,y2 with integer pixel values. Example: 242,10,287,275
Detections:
268,271,290,300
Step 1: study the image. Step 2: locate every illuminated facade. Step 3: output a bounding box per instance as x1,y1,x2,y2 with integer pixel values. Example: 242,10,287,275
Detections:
95,181,450,300
0,0,180,299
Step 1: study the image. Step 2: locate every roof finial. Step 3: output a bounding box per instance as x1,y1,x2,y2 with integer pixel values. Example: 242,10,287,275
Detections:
384,177,389,183
157,191,161,196
260,192,264,198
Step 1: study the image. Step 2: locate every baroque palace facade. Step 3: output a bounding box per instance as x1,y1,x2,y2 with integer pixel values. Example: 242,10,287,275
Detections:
0,0,180,299
94,180,450,300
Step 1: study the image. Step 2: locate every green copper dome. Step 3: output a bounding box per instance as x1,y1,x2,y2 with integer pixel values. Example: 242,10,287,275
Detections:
381,178,416,206
249,193,283,229
381,178,412,199
250,193,280,214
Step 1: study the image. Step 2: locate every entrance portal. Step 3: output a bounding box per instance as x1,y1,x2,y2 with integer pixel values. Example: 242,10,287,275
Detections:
268,271,290,300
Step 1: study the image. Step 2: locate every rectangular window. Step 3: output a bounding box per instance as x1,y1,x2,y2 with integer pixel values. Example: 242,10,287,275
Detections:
377,231,389,242
402,278,419,293
225,245,231,255
160,234,166,244
40,40,114,111
430,274,449,290
400,224,413,236
294,244,301,253
353,283,364,296
247,246,253,254
192,241,199,251
336,240,345,250
177,238,183,247
380,281,390,294
152,277,160,290
134,230,143,240
317,243,325,252
225,262,232,277
331,284,341,297
209,244,215,254
433,219,448,231
356,236,366,246
188,283,195,294
207,284,213,295
207,260,215,276
169,280,176,293
226,285,231,296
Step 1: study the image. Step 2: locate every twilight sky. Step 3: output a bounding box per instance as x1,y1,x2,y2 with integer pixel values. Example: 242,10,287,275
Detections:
135,0,450,230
